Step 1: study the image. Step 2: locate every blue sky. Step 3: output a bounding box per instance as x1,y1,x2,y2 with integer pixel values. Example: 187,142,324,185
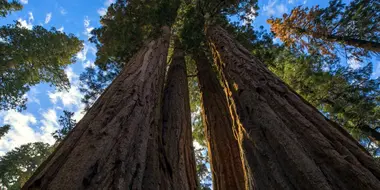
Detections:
0,0,379,155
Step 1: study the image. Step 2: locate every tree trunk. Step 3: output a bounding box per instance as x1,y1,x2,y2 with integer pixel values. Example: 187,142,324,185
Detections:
162,40,198,190
207,25,380,190
22,27,173,190
195,50,247,190
294,27,380,53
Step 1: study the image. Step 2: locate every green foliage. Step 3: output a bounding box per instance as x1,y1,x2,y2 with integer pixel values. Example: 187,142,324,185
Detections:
194,147,211,190
268,47,380,143
0,124,10,139
90,0,181,69
0,142,53,189
226,21,380,146
81,0,182,109
52,110,77,142
0,23,83,111
0,0,22,17
269,0,380,60
79,65,118,111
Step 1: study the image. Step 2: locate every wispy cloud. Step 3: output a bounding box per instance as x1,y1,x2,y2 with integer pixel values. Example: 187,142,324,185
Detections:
23,87,40,105
83,60,95,68
45,13,52,24
76,43,88,62
17,18,33,29
348,57,361,70
263,0,289,17
28,11,34,22
76,42,97,63
98,0,114,16
48,67,83,109
47,67,86,122
20,0,28,4
0,109,59,155
287,0,307,5
97,7,107,16
60,7,67,15
372,62,380,78
0,111,38,155
243,7,256,26
57,26,64,32
104,0,115,6
83,17,94,40
17,12,34,30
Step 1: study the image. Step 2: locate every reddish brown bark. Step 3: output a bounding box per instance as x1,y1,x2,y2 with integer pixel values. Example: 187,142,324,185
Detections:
162,41,198,190
22,27,173,190
195,51,247,190
207,25,380,190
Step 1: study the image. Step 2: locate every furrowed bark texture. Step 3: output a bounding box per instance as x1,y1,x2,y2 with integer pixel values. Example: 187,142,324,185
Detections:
207,25,380,190
195,51,247,190
162,42,198,190
22,27,173,190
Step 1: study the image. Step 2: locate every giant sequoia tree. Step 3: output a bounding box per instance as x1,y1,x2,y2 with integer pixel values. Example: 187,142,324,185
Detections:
21,0,380,189
195,50,247,190
208,25,380,189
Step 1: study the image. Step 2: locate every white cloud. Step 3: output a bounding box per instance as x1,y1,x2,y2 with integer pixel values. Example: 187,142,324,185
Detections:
348,57,361,70
45,13,52,24
243,7,256,26
84,17,90,28
0,111,38,155
193,141,203,150
60,7,67,15
97,7,107,16
76,41,97,63
0,109,59,155
98,0,114,16
263,0,288,17
373,62,380,78
104,0,115,6
28,12,34,22
24,87,40,105
48,67,83,110
287,0,307,5
57,26,64,32
17,12,34,30
38,109,59,143
47,66,86,123
17,18,33,30
84,26,94,38
20,0,28,4
83,60,95,68
276,4,288,15
83,17,94,39
76,43,89,62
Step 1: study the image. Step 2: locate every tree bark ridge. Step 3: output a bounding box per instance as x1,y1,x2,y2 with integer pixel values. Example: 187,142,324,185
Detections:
22,26,173,190
195,50,247,190
162,40,198,190
207,25,380,190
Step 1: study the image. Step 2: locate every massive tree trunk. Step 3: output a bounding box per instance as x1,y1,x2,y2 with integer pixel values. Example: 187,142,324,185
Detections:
22,27,173,190
207,25,380,190
162,40,198,190
195,51,247,190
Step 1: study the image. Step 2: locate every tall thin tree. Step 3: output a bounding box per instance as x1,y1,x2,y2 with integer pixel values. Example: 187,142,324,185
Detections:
195,50,247,190
162,39,198,190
